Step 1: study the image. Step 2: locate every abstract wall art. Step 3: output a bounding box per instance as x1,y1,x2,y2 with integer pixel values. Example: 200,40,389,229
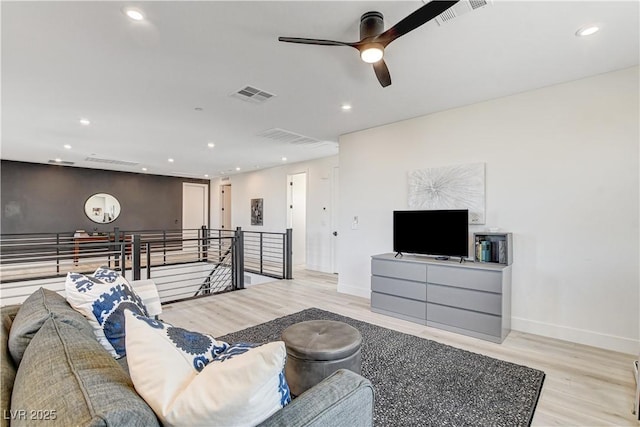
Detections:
408,163,486,224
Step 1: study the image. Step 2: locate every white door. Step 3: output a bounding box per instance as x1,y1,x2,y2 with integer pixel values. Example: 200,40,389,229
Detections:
220,184,232,230
331,167,339,274
183,183,208,243
287,172,307,267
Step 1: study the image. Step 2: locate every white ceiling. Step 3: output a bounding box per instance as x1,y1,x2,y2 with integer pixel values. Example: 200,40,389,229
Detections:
2,1,638,179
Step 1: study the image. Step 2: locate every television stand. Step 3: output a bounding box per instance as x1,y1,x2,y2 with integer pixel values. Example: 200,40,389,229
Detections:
435,256,449,261
394,252,403,258
370,253,512,343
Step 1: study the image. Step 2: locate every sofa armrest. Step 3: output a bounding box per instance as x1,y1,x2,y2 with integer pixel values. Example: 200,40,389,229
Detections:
130,279,162,317
259,369,374,427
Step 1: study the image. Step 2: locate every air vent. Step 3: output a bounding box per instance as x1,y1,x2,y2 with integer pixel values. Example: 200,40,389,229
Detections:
230,86,276,104
432,0,491,25
258,128,319,145
468,0,489,9
84,157,139,167
170,172,202,178
48,160,74,165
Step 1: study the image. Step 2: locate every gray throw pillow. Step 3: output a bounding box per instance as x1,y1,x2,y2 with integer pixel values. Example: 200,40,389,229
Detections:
1,305,19,427
8,288,93,366
10,315,159,427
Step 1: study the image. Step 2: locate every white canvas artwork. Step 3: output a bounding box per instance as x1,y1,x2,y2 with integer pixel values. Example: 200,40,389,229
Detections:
408,163,486,224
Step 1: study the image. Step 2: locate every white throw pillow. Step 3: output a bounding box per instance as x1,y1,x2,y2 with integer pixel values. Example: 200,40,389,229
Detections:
124,311,291,426
65,268,148,358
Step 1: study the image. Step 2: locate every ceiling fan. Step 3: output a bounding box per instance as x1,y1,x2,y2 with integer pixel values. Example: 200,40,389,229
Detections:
278,1,459,88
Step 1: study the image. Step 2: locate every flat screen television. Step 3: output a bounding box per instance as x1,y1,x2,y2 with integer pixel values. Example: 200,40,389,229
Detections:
393,209,469,259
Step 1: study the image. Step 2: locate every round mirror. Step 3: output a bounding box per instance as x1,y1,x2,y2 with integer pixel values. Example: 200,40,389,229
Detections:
84,193,121,224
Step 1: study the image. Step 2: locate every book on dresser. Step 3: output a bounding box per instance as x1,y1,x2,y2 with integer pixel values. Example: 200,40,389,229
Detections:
474,232,512,265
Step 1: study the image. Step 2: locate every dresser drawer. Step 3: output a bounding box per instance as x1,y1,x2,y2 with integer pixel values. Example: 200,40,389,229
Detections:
427,284,501,315
428,265,502,293
427,303,502,337
372,259,427,282
372,276,426,301
372,292,426,320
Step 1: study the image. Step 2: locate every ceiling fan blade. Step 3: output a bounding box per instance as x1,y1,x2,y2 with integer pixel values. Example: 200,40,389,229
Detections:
278,37,356,48
375,0,459,46
373,60,392,87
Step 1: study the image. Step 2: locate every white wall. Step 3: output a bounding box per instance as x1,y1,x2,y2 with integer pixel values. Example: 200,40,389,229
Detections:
210,155,339,272
338,67,639,354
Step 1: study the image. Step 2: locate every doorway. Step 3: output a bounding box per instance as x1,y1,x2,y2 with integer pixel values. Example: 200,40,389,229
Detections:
331,167,339,274
220,184,232,230
182,183,209,245
287,172,307,267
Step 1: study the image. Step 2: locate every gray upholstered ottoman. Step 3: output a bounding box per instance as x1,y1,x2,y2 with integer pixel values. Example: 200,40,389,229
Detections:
281,320,362,396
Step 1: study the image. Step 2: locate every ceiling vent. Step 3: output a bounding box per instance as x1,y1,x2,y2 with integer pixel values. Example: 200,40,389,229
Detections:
84,157,139,167
431,0,492,25
48,160,74,165
170,172,202,178
258,128,319,145
230,86,276,104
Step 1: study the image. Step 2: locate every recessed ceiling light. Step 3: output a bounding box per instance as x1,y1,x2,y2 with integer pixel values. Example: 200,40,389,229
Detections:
576,25,600,37
281,157,287,161
207,142,215,148
142,167,147,171
341,104,352,111
63,144,72,149
204,174,209,178
168,158,174,163
235,167,241,171
124,8,145,21
79,118,90,126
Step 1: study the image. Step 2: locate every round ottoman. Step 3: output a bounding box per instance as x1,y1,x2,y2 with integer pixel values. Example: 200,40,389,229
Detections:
281,320,362,396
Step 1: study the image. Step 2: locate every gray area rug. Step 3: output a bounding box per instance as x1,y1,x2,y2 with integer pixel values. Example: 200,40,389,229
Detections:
219,308,545,427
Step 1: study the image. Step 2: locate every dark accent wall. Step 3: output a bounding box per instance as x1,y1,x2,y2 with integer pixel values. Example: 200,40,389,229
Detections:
1,161,209,234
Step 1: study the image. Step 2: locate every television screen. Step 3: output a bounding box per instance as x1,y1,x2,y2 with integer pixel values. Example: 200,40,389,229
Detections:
393,210,469,258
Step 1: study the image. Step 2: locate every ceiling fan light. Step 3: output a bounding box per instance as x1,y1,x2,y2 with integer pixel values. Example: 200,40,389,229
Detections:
360,45,384,63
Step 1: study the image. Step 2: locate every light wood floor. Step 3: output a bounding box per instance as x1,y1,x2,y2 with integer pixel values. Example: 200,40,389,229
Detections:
161,269,639,426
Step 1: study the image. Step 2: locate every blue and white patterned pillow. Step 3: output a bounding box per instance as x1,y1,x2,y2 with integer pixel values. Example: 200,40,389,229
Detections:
125,311,291,426
65,268,148,358
93,266,120,283
133,313,229,371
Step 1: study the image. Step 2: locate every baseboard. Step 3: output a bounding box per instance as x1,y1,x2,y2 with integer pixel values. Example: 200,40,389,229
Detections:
305,264,331,274
512,316,640,355
337,283,371,299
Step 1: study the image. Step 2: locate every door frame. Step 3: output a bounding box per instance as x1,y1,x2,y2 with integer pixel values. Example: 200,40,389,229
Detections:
182,182,209,231
286,171,308,267
220,184,232,230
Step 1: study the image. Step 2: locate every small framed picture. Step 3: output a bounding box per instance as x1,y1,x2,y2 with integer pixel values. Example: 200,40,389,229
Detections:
251,198,263,226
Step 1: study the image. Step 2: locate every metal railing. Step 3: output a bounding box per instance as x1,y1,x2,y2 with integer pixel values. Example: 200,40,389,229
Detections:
0,231,127,282
0,226,293,305
0,237,128,304
240,228,293,279
139,233,243,304
0,231,242,306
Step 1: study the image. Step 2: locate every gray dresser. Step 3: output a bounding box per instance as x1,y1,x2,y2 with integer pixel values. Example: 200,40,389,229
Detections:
371,253,512,343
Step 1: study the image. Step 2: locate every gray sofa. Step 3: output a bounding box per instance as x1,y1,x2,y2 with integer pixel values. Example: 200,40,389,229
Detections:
1,288,374,427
